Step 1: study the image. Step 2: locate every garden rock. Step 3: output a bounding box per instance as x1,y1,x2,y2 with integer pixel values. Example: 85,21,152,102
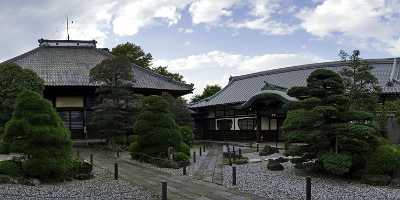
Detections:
362,175,391,186
0,174,12,184
275,157,289,163
259,145,279,156
390,178,400,187
267,160,284,171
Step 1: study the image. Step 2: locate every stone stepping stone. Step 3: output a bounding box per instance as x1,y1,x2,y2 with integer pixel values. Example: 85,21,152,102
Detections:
248,158,262,163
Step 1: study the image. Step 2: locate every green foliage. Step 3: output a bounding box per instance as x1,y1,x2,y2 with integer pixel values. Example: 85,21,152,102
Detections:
173,152,190,163
306,69,345,98
179,126,193,146
112,42,153,68
163,94,193,127
0,160,21,177
176,142,190,156
320,153,352,175
153,66,185,83
284,68,381,177
89,56,142,139
283,109,321,131
191,84,222,103
287,86,309,100
131,95,186,158
366,144,400,175
3,90,72,180
339,50,381,111
0,63,44,128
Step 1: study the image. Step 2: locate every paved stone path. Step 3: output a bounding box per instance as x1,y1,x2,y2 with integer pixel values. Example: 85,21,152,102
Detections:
79,148,268,200
192,144,223,185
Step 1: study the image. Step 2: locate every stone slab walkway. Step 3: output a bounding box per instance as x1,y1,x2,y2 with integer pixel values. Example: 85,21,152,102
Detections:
192,144,223,185
78,148,268,200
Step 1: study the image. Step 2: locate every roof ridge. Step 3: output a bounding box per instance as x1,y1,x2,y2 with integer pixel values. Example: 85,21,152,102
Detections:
229,58,396,82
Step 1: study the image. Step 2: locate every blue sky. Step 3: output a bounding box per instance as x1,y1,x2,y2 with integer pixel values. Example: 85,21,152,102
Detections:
1,0,400,97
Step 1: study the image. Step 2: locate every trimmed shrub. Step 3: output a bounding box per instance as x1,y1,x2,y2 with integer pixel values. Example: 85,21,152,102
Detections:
320,153,352,176
128,135,139,144
131,95,187,161
179,126,193,145
3,90,73,181
176,143,190,156
174,152,190,167
366,144,400,176
0,160,21,177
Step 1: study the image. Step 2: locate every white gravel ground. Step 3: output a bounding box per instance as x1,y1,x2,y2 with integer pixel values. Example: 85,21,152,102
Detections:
0,167,158,200
223,151,400,200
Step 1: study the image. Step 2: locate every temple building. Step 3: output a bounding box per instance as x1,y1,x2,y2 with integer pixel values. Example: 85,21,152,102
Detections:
3,39,193,139
190,58,400,144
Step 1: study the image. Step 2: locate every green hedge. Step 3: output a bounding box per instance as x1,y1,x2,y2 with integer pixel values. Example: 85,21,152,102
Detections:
366,144,400,175
0,160,21,177
320,153,352,176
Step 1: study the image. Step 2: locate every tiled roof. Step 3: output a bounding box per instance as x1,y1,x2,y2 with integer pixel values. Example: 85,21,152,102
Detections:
191,58,400,108
3,40,193,93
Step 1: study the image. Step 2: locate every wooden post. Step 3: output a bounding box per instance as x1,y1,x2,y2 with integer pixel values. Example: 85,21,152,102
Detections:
161,181,167,200
232,166,237,186
239,148,242,157
306,177,311,200
199,147,202,156
116,147,120,158
193,151,196,163
183,166,187,175
229,153,232,166
114,163,118,180
256,143,259,152
90,154,93,166
233,146,235,152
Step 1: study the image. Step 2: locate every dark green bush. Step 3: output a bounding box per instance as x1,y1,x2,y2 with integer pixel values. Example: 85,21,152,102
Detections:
179,126,193,145
128,135,139,144
282,109,322,130
366,144,400,175
131,95,187,160
176,143,190,156
0,160,21,177
3,90,73,181
320,153,352,176
22,158,71,180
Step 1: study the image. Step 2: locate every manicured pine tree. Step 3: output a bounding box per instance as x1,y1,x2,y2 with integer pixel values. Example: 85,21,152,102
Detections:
130,95,189,158
3,90,72,180
0,63,44,130
284,69,379,175
89,56,141,140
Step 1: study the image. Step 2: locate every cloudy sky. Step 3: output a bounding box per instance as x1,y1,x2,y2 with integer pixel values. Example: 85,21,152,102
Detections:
1,0,400,97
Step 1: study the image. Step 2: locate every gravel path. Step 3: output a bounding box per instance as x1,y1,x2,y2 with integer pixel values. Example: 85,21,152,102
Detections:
223,151,400,200
0,167,158,200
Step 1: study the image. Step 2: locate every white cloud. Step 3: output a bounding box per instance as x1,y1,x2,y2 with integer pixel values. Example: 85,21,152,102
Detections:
189,0,240,24
178,27,194,33
227,0,298,35
297,0,400,55
154,51,324,96
113,0,193,36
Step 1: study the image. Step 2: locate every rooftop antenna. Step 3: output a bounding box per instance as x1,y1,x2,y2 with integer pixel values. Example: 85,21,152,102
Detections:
66,16,74,40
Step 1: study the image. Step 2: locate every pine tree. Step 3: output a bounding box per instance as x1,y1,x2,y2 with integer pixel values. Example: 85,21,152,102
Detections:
88,56,141,139
3,90,72,179
131,95,188,157
284,69,380,176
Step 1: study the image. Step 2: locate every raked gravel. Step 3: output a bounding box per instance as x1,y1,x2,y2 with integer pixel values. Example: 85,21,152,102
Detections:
223,151,400,200
0,167,158,200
